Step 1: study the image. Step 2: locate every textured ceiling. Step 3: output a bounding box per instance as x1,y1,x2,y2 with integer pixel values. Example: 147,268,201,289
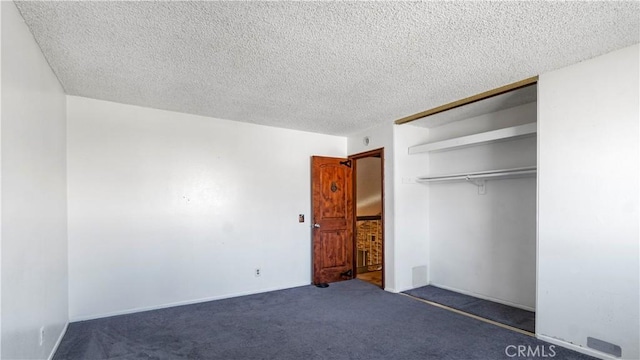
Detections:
14,1,640,136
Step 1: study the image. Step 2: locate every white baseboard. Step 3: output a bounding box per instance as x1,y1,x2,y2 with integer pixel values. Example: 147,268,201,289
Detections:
536,334,619,360
70,282,310,322
428,282,536,312
393,284,418,294
48,321,69,360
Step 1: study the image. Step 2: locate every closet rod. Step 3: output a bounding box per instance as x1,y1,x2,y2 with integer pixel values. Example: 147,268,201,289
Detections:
417,167,536,183
394,76,538,125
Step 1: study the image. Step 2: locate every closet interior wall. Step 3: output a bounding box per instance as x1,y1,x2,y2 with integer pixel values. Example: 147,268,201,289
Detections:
427,102,537,310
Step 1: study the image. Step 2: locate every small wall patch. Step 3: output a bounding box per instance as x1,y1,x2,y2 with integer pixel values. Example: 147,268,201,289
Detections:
587,337,622,357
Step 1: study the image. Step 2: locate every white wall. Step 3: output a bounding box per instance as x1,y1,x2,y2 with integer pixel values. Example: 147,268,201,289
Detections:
356,157,382,217
348,122,396,290
427,103,537,310
1,1,69,359
67,96,346,320
1,3,3,357
347,122,431,293
537,44,639,359
393,124,430,292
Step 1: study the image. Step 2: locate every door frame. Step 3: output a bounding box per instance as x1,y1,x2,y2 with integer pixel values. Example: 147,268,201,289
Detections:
350,148,385,289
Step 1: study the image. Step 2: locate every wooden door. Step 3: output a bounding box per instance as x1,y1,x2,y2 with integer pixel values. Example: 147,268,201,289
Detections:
311,156,353,285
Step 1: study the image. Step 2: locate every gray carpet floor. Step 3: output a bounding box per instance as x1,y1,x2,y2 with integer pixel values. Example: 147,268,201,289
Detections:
54,280,595,360
403,285,536,333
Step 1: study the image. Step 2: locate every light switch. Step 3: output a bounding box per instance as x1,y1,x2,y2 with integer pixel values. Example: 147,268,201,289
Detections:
298,214,305,223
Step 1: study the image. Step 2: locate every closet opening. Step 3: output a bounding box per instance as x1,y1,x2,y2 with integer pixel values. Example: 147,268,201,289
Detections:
398,79,538,334
350,148,384,288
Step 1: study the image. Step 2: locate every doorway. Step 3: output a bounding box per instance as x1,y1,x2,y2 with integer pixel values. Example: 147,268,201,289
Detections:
351,149,384,288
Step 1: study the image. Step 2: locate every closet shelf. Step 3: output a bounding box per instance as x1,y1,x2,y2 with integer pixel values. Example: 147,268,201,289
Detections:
408,123,537,154
416,166,537,183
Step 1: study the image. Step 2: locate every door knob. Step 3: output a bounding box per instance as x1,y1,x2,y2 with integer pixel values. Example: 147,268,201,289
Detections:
313,223,321,228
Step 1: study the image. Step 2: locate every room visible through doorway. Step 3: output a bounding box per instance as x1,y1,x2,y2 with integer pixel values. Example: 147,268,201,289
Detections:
351,149,384,288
